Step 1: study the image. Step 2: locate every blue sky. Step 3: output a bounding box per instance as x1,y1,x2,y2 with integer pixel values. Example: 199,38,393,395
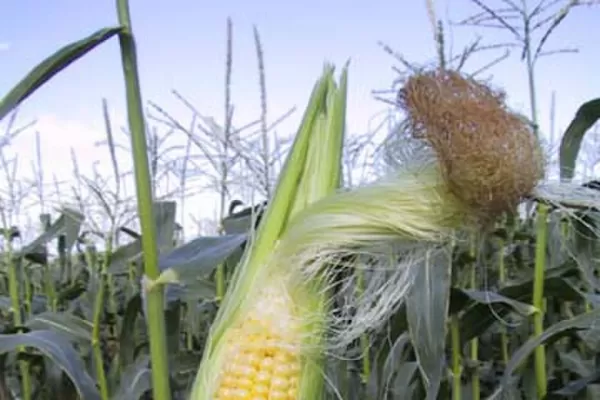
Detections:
0,0,598,235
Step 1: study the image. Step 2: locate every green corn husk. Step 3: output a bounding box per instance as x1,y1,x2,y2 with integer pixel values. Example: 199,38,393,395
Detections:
189,63,348,400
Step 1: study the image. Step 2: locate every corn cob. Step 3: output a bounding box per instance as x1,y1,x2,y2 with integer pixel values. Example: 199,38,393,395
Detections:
210,271,318,400
190,64,348,400
212,281,300,399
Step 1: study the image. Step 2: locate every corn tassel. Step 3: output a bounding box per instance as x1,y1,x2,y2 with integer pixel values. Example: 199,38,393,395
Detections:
190,63,348,400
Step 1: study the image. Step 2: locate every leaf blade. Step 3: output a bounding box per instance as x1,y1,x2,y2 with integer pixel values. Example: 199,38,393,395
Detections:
0,27,123,121
0,330,100,400
559,98,600,180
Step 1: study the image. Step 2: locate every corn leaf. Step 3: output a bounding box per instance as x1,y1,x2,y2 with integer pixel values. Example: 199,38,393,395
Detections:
559,98,600,181
164,280,216,303
406,249,452,400
157,234,247,282
0,330,100,400
550,369,600,397
110,354,152,400
107,201,182,274
498,307,600,395
116,294,142,369
557,350,593,378
25,311,93,344
18,208,85,259
107,240,143,274
153,201,177,254
221,202,266,234
0,27,123,121
372,332,416,398
458,276,587,346
450,288,537,316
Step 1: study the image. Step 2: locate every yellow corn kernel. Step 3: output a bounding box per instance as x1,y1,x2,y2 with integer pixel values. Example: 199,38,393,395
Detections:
212,281,302,400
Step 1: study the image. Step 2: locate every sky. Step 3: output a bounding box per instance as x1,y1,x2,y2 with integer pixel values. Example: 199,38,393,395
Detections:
0,0,599,238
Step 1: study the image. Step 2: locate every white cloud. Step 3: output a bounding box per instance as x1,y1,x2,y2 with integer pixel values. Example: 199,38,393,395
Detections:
11,113,115,178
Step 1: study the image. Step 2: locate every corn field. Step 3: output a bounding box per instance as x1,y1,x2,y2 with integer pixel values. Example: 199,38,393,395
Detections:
1,0,600,399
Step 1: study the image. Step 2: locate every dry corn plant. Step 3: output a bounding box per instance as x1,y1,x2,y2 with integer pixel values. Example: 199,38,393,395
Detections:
341,130,381,188
146,20,296,237
0,111,39,242
89,96,202,244
145,21,301,314
454,0,600,141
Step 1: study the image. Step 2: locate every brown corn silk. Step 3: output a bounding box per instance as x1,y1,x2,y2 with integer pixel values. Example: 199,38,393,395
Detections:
397,69,545,221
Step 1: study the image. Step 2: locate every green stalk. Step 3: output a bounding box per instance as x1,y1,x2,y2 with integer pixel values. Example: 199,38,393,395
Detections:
522,1,539,138
23,265,32,318
215,262,226,302
468,236,479,400
449,236,462,400
357,268,370,387
106,271,118,346
115,0,172,398
106,270,118,376
499,213,519,367
498,235,509,365
215,18,233,305
450,315,462,400
43,263,57,311
4,233,31,400
128,261,137,291
185,303,194,351
107,274,117,315
215,227,226,303
91,239,112,400
532,203,549,397
42,219,57,311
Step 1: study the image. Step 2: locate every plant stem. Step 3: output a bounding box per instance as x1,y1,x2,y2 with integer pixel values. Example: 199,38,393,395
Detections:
215,19,234,304
92,240,112,400
450,314,462,400
532,203,549,397
42,222,56,311
498,234,509,365
115,0,172,399
357,268,370,387
467,235,480,399
23,266,31,318
449,236,462,400
522,2,539,138
43,262,56,311
4,233,31,400
128,261,137,291
185,303,194,351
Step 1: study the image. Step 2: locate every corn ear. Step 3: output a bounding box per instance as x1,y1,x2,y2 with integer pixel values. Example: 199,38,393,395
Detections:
190,63,348,400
